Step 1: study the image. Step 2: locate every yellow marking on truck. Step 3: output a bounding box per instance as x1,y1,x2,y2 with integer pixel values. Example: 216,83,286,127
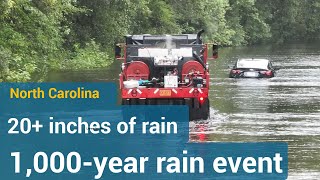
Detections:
159,90,171,96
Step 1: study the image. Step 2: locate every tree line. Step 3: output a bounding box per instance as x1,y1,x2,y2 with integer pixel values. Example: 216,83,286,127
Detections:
1,0,320,81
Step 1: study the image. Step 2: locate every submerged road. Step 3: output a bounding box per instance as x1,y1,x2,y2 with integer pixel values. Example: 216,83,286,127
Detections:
48,43,320,179
190,43,320,179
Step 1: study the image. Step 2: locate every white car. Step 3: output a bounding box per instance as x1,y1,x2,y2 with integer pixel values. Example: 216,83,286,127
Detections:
229,58,277,78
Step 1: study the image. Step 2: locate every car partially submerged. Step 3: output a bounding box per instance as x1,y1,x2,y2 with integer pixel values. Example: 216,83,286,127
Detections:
229,58,276,78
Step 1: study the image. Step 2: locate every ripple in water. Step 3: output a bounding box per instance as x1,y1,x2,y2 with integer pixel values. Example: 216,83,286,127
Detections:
192,44,320,178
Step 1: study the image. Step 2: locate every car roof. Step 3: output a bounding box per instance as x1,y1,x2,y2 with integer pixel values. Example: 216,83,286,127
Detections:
237,58,270,62
236,58,270,70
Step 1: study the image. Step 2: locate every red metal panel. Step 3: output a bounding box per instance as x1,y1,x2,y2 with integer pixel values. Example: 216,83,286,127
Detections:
121,88,209,99
125,61,150,80
182,61,204,77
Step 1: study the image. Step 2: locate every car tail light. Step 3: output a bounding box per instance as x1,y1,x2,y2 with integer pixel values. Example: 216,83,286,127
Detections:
260,70,272,76
232,70,241,74
266,70,272,76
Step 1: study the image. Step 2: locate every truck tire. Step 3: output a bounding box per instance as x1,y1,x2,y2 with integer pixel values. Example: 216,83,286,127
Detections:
200,99,210,120
188,98,210,120
138,99,146,105
122,99,130,105
185,98,194,121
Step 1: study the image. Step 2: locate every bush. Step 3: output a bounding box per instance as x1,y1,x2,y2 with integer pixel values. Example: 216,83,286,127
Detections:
0,47,36,82
58,40,113,70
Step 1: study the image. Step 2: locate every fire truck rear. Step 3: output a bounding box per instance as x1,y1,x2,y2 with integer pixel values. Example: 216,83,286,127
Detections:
115,30,218,120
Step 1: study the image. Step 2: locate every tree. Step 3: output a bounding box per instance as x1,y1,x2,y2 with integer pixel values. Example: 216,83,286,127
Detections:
0,0,80,81
227,0,271,45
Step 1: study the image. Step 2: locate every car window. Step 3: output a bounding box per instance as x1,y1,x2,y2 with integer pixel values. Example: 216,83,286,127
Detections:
236,60,269,70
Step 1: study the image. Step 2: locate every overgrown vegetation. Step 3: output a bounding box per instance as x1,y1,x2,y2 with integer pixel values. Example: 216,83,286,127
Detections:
1,0,320,81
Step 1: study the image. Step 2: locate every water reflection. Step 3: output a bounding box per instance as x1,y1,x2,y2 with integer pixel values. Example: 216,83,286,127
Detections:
203,43,320,179
47,43,320,179
189,123,210,142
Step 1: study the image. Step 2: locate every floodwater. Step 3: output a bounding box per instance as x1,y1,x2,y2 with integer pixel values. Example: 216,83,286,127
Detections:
47,43,320,179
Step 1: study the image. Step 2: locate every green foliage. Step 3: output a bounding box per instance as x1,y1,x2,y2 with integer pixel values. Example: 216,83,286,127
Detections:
0,46,36,82
60,40,112,70
305,0,320,40
1,0,320,82
0,0,109,82
255,0,320,43
227,0,271,45
143,0,179,34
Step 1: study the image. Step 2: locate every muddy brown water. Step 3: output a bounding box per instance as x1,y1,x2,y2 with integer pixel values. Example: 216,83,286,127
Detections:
47,43,320,179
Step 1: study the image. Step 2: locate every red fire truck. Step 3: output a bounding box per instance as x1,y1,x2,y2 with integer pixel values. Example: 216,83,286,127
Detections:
115,30,218,120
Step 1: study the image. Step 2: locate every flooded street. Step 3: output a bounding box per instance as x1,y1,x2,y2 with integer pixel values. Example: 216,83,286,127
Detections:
192,43,320,179
47,43,320,179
